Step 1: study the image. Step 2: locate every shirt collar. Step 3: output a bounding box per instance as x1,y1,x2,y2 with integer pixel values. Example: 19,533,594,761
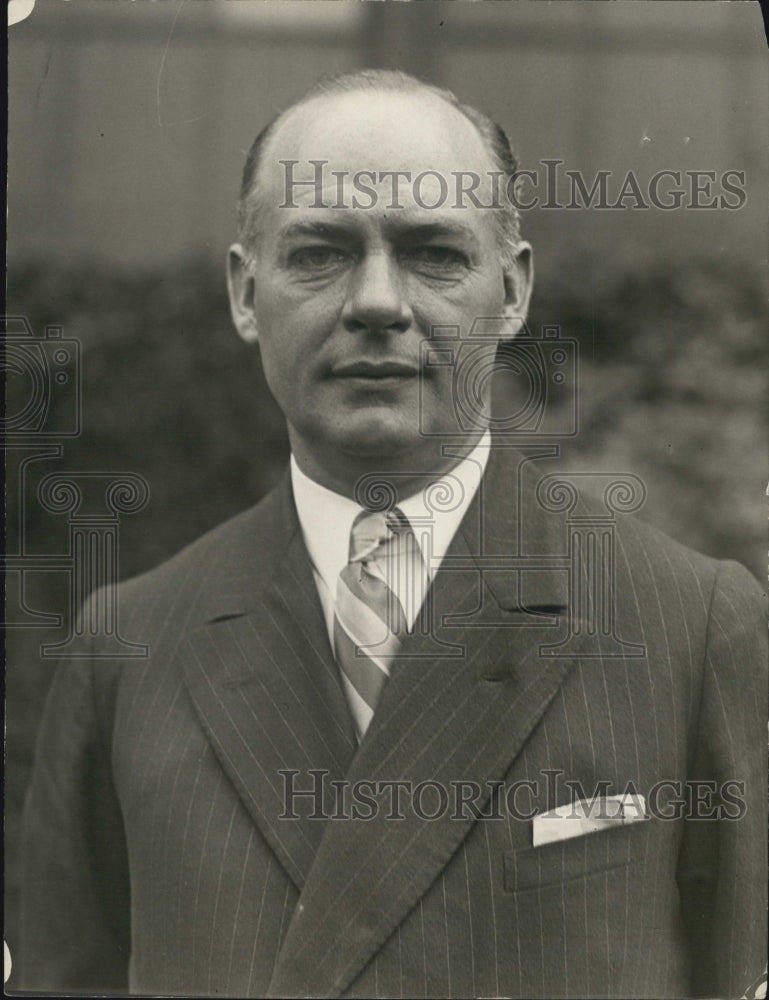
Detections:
291,430,491,596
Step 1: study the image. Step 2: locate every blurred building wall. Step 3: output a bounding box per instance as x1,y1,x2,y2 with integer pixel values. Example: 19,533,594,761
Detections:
8,0,767,270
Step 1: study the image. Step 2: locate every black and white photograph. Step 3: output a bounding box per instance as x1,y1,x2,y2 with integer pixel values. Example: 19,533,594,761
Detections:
5,2,768,997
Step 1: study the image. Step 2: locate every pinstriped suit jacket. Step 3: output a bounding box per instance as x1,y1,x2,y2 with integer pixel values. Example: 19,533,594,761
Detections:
19,445,767,998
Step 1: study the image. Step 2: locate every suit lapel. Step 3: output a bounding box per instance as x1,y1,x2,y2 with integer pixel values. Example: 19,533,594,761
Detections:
269,445,577,998
179,475,358,890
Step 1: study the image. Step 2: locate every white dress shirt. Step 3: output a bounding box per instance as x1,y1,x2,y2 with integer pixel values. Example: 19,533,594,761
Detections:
290,431,491,653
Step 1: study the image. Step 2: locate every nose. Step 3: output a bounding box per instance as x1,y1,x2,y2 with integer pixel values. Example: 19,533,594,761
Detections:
341,252,413,335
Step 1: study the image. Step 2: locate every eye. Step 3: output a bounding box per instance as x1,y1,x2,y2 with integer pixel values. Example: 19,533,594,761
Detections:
288,246,349,272
403,246,470,274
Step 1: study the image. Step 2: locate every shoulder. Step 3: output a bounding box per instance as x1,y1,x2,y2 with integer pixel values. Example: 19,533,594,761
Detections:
611,502,764,609
593,496,766,681
111,472,293,638
510,450,763,646
507,448,763,610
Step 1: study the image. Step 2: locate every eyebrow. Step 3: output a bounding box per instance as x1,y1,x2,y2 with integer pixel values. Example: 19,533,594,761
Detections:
276,219,480,247
277,222,354,244
391,221,479,244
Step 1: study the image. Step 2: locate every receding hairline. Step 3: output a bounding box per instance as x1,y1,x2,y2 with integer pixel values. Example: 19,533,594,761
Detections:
237,69,523,262
259,84,493,173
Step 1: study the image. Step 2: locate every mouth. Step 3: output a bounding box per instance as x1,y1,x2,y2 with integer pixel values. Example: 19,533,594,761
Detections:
331,360,420,385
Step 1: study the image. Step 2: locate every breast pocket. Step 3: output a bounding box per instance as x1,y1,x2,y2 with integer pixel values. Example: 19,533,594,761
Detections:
504,819,649,893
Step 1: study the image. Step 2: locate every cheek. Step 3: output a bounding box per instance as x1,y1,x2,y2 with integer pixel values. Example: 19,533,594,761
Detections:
464,272,508,315
408,274,507,333
256,277,343,333
253,298,331,380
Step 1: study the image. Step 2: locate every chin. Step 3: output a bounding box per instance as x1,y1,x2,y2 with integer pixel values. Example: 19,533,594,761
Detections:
332,413,419,462
340,430,416,461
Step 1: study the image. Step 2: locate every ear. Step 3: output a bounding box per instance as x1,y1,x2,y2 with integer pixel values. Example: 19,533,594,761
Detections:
501,242,534,340
226,243,259,344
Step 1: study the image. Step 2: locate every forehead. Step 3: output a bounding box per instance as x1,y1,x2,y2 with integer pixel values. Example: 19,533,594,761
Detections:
265,89,494,175
254,89,502,238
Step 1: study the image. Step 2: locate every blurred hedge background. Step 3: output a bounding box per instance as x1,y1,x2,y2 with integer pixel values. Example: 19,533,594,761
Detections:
6,0,768,968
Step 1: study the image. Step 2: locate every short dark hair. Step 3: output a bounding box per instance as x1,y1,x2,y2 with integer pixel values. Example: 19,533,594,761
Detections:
237,69,523,264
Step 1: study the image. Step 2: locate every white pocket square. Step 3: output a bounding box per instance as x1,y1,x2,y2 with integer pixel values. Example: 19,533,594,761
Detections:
532,794,647,847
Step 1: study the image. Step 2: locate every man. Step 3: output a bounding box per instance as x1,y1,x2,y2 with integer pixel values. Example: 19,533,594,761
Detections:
19,70,767,999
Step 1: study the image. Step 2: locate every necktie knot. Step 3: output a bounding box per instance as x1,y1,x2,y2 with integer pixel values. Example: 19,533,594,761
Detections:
348,508,410,563
348,510,389,563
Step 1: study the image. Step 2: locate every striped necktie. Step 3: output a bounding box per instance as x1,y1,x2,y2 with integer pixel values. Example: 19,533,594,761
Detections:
334,507,424,739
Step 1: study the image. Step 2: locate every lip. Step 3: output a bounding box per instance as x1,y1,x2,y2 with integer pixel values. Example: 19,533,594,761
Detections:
332,361,419,379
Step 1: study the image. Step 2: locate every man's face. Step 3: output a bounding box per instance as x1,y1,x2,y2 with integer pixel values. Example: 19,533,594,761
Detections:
228,89,532,489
